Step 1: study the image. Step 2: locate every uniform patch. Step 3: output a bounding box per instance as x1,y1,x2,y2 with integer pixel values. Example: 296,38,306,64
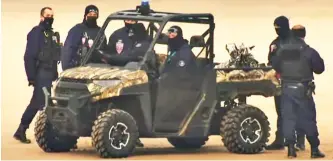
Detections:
116,40,124,54
82,37,86,44
135,43,142,47
270,44,277,52
178,60,185,67
52,36,57,42
88,39,94,48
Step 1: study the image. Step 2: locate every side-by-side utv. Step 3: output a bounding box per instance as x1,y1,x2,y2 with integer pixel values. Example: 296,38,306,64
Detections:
34,5,280,158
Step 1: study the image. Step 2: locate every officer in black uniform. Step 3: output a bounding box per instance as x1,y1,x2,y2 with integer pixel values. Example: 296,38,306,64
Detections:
106,20,147,55
61,5,106,70
266,16,290,150
290,24,308,151
14,7,60,143
162,26,197,74
271,20,325,158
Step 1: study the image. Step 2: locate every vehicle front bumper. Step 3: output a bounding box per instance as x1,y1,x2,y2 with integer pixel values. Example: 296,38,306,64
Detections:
42,86,100,136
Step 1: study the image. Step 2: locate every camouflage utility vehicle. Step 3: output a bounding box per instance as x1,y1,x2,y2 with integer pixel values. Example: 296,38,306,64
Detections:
35,4,280,158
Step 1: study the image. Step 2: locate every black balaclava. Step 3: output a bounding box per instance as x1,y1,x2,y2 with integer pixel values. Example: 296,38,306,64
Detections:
292,25,306,38
124,20,138,31
274,16,290,39
42,17,54,30
132,23,148,42
83,5,99,28
167,25,186,52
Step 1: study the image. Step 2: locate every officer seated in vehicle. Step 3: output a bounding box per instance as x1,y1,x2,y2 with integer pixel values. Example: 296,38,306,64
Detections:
161,26,197,74
97,22,150,66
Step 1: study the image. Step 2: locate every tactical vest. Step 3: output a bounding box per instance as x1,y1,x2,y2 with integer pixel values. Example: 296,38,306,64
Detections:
77,24,100,65
38,30,61,69
276,38,313,82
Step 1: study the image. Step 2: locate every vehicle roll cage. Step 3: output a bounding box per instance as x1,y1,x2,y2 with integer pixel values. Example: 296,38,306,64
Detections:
82,9,215,67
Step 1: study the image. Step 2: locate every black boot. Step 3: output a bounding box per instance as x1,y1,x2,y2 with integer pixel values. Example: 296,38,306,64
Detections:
296,133,305,151
13,124,31,144
311,148,325,158
288,144,297,158
136,139,144,147
266,132,285,150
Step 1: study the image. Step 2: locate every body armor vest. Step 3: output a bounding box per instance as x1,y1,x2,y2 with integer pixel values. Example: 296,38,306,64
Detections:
276,38,313,82
38,30,61,69
76,24,100,65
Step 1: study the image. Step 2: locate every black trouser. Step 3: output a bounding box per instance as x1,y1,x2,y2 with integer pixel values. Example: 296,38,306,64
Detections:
281,82,320,148
20,68,54,128
274,95,283,140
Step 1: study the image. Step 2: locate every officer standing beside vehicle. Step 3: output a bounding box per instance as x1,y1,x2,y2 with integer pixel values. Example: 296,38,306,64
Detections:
290,24,308,151
271,21,325,158
61,5,106,70
14,7,60,143
266,16,291,150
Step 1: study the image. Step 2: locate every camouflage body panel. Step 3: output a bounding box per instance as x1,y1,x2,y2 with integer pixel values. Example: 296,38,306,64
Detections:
59,66,148,101
216,69,280,86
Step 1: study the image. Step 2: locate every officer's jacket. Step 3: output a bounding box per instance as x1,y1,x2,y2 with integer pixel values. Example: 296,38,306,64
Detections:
61,23,106,70
162,43,197,74
24,22,59,82
106,27,135,55
272,39,325,81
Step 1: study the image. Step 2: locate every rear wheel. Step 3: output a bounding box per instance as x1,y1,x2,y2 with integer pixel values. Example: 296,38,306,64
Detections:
220,104,270,154
34,110,78,152
167,137,208,149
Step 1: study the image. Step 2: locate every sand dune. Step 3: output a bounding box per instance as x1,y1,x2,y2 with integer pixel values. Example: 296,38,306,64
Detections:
1,0,333,159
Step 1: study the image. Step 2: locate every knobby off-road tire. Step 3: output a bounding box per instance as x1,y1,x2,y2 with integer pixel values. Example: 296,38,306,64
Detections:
167,137,208,149
220,104,270,154
92,109,139,158
34,110,78,152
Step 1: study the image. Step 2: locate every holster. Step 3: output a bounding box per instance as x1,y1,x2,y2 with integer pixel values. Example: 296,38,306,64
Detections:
306,81,316,97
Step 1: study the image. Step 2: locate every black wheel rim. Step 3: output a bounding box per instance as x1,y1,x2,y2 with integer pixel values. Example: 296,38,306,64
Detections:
108,122,130,150
239,117,262,144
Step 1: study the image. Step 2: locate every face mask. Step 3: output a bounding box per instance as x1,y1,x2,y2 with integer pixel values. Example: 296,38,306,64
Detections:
43,17,54,29
275,27,289,39
86,16,97,27
125,23,134,29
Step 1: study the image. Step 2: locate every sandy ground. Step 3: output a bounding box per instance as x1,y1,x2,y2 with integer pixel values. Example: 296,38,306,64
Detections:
1,0,333,160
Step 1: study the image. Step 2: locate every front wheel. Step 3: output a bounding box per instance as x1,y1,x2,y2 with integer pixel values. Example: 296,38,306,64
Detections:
34,110,78,152
91,109,139,158
220,104,270,154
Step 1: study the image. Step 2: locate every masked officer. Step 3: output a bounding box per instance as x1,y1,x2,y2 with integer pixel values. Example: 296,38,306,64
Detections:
14,7,60,143
266,16,290,150
161,26,197,74
271,19,325,158
106,20,147,55
290,24,308,151
119,23,150,57
61,5,106,70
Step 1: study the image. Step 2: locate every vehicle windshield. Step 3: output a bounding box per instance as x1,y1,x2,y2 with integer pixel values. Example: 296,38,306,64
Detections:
87,18,211,68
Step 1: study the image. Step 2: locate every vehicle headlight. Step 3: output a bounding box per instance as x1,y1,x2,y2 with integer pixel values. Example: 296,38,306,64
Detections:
93,80,122,87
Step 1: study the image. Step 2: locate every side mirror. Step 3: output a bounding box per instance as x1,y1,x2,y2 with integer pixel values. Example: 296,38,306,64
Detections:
156,33,168,44
190,35,205,47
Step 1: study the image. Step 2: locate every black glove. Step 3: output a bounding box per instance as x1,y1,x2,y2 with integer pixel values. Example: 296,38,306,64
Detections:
28,81,35,87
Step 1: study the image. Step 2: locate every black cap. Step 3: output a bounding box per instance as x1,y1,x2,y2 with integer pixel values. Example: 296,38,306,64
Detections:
84,5,99,17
